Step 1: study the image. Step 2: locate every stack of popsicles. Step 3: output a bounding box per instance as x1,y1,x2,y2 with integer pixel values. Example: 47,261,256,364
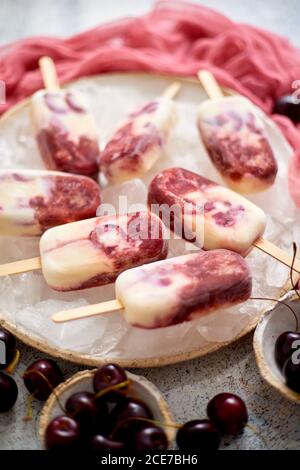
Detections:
1,60,298,330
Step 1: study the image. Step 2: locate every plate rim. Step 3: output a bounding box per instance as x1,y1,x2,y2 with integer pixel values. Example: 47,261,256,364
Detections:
0,71,292,368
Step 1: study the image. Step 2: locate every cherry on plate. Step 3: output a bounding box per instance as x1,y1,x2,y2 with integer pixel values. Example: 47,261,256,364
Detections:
0,372,18,412
45,415,81,450
23,359,64,401
207,393,248,434
176,419,221,450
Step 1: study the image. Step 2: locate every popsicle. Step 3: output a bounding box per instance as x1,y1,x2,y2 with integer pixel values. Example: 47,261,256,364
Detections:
51,249,252,329
98,82,180,184
197,71,278,193
31,57,100,175
0,169,101,236
147,167,300,272
0,211,168,291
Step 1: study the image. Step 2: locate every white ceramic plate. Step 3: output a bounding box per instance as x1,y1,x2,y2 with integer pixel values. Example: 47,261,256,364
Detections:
0,72,296,367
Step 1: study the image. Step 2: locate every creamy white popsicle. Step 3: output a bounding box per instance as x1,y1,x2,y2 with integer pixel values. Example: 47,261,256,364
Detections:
99,97,177,183
148,167,266,255
31,90,100,175
197,96,277,193
0,169,101,236
116,249,252,328
40,211,168,291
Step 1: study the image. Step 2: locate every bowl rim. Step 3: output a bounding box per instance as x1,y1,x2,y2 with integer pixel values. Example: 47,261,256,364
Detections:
0,71,293,368
39,368,176,448
253,290,300,404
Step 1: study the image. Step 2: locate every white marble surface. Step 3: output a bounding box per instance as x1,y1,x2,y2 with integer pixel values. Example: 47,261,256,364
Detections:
0,0,300,450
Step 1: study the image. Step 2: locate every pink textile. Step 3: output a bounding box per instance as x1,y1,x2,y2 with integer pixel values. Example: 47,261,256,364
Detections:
0,1,300,203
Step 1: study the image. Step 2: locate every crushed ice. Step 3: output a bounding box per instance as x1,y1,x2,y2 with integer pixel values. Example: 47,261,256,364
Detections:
0,76,297,359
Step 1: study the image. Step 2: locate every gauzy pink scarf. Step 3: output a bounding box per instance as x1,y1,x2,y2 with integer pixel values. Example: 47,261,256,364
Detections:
1,0,300,204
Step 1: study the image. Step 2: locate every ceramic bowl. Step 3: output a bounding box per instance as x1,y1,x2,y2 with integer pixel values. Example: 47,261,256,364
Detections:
254,291,300,403
39,369,176,448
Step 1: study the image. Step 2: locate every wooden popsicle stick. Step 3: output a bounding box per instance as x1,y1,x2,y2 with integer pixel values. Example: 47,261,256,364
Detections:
253,237,300,273
197,70,224,100
0,257,42,277
161,81,181,100
39,56,60,91
52,299,123,323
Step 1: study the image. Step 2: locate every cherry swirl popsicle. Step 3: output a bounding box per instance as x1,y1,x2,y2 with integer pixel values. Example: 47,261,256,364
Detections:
0,212,168,292
148,167,266,254
98,83,180,184
51,250,252,329
197,71,277,194
31,57,100,175
148,167,300,272
0,169,101,236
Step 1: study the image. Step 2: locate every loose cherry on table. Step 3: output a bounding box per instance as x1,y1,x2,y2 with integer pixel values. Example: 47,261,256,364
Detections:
206,393,248,434
23,359,64,401
176,419,221,451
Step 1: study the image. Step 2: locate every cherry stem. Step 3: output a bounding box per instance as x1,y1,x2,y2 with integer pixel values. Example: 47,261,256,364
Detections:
23,392,36,422
23,369,65,413
92,379,130,403
5,349,20,374
110,416,181,440
245,422,268,448
250,297,299,332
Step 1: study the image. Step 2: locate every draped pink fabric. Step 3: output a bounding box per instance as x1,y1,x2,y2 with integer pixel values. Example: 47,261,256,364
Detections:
0,1,300,203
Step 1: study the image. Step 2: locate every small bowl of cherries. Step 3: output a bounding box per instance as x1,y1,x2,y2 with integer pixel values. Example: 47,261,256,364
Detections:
39,365,176,451
254,290,300,403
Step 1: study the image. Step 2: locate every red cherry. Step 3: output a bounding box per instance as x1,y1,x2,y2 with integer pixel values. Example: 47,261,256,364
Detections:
23,359,63,401
176,419,221,450
207,393,248,434
93,363,127,402
45,415,81,450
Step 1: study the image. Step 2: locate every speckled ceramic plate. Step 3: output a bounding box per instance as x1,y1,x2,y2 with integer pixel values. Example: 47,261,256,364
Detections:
0,72,297,368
